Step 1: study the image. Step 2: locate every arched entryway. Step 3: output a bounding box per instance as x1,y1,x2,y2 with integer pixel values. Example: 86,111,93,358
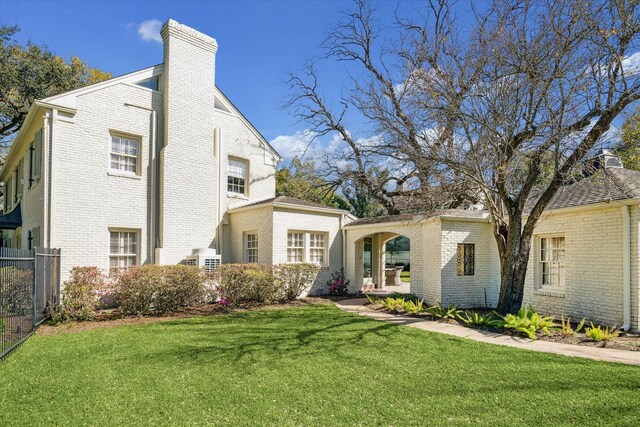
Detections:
355,232,410,293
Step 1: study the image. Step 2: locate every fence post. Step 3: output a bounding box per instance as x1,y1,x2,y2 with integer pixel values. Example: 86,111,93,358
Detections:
31,248,37,331
56,248,61,304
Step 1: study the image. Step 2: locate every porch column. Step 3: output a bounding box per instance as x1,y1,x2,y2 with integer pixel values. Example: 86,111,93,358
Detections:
354,239,364,292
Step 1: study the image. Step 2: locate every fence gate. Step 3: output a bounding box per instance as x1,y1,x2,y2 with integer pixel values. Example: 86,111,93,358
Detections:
0,247,61,359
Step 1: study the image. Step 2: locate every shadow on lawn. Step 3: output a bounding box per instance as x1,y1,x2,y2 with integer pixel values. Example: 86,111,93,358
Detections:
137,306,410,365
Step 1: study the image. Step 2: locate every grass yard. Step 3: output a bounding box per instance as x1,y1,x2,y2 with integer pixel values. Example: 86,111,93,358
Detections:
1,304,639,426
400,271,410,282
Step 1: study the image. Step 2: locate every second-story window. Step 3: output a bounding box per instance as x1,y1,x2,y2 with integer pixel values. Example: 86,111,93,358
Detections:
110,134,140,174
227,158,248,195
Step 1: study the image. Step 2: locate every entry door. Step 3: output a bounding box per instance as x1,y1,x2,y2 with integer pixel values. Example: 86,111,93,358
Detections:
363,237,373,283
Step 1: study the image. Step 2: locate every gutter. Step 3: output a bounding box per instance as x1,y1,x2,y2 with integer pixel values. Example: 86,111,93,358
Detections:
621,205,631,331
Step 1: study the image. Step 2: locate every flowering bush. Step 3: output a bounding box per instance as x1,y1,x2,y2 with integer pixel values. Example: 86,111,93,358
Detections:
55,267,106,321
327,268,350,296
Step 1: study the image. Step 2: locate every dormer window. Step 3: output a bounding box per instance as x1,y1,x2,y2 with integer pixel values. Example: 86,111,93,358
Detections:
227,157,248,195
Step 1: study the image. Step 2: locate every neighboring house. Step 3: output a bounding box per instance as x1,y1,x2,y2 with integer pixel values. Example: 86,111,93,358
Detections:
0,19,351,295
342,157,640,332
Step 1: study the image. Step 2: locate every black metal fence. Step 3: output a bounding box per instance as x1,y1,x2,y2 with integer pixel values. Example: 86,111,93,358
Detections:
0,247,61,359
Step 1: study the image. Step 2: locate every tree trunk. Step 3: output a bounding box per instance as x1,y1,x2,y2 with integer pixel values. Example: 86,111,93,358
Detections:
495,220,534,315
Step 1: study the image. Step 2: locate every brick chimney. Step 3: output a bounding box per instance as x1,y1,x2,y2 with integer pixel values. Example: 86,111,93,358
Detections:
157,20,219,264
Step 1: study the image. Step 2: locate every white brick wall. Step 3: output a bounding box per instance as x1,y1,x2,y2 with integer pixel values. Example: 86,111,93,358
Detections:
228,206,273,264
440,219,500,308
522,204,639,329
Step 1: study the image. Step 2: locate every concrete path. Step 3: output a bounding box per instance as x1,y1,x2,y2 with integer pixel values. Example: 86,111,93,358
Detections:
335,298,640,366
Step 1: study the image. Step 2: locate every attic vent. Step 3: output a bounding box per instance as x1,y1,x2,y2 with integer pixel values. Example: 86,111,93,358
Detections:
135,76,160,91
585,148,624,172
605,156,623,169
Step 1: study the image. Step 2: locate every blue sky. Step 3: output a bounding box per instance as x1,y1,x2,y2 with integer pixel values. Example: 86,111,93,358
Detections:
2,0,424,161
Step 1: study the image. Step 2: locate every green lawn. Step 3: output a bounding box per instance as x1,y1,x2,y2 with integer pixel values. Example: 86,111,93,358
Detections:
1,304,639,426
400,271,410,282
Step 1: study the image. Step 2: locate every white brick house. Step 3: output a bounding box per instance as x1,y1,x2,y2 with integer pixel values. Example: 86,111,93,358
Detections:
0,19,351,295
1,19,638,330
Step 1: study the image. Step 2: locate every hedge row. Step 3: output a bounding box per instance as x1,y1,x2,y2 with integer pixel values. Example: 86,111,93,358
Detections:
52,263,321,321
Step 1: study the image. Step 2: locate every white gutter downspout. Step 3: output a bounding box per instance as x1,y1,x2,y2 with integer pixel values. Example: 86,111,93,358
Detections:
622,205,631,331
149,110,157,263
47,109,57,248
340,214,346,270
215,128,224,254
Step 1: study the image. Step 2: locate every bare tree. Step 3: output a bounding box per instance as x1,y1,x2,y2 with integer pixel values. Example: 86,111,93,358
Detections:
287,0,640,314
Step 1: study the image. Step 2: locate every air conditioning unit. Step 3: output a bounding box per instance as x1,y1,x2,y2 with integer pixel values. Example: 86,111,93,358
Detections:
185,248,221,272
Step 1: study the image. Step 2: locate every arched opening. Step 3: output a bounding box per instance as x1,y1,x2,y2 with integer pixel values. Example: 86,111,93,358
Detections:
355,232,410,294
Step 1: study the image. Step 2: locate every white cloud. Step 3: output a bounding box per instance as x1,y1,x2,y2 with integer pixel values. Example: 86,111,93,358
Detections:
269,130,317,161
138,19,162,43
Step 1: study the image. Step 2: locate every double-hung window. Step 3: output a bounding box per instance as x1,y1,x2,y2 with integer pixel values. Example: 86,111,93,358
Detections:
245,232,258,263
456,243,475,276
287,232,304,263
14,160,23,202
539,236,565,288
110,135,140,174
227,158,248,195
109,230,138,269
309,233,326,263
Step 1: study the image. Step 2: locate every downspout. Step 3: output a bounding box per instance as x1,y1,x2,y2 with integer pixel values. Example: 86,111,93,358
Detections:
622,205,631,331
46,109,57,248
340,214,346,270
149,110,157,263
215,128,224,255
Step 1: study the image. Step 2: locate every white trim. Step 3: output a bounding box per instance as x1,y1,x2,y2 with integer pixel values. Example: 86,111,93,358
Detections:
622,205,631,331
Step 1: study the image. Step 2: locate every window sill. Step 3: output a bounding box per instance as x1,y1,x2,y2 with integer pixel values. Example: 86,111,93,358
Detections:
534,289,565,298
28,179,41,191
227,193,248,200
108,171,142,180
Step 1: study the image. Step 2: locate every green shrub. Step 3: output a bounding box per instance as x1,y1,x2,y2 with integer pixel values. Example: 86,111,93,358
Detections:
403,299,425,315
381,297,406,312
0,267,33,316
585,323,620,342
154,265,205,313
460,311,501,327
274,264,320,301
366,294,381,304
53,267,106,321
427,303,464,320
114,265,207,315
558,315,585,336
114,266,162,315
213,263,319,306
499,306,555,339
326,268,350,296
386,292,420,303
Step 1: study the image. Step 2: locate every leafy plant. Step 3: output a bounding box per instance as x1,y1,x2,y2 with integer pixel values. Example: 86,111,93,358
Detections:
386,292,420,303
558,315,586,336
381,297,406,312
499,306,556,339
326,268,350,296
427,303,464,320
274,264,321,301
460,311,501,327
366,294,380,304
403,299,425,315
585,323,620,342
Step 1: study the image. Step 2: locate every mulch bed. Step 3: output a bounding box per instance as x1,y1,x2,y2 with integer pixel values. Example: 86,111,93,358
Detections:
364,300,640,352
37,297,332,336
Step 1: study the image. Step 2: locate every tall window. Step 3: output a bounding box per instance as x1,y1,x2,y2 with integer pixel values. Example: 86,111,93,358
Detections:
5,178,12,211
456,243,475,276
309,233,326,263
110,135,140,174
110,230,138,269
539,236,565,288
227,158,248,195
245,232,258,263
287,232,304,263
29,129,43,187
15,159,24,201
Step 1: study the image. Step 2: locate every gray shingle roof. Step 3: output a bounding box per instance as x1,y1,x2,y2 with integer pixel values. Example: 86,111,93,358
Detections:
525,168,640,212
344,209,489,228
233,196,349,212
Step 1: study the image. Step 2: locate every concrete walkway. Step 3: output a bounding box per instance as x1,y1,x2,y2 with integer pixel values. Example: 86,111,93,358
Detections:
335,298,640,366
